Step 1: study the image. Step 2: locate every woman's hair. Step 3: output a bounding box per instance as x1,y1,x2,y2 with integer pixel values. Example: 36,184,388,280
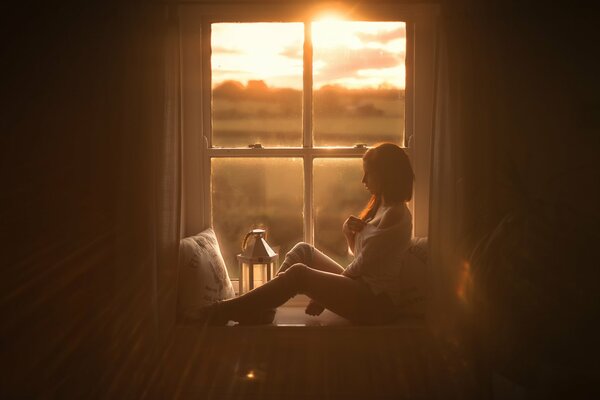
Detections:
359,143,414,221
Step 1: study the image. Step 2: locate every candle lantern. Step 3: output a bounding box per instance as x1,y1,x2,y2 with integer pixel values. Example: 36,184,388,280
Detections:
237,228,278,295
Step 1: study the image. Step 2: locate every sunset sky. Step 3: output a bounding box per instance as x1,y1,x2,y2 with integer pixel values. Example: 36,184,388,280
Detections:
211,21,406,90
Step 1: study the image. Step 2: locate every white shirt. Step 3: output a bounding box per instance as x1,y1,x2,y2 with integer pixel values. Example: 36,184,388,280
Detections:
345,204,424,311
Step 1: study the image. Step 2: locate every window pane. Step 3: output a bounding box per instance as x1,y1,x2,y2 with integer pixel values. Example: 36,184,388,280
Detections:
212,23,303,147
313,21,406,147
212,158,303,278
314,158,371,267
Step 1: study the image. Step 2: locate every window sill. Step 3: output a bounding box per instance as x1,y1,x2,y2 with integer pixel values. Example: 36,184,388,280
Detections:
177,303,424,329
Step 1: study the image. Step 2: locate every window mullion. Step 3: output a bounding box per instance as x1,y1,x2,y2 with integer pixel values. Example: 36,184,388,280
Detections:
304,156,314,245
303,20,313,149
207,147,366,158
202,18,213,229
404,21,415,149
303,21,314,245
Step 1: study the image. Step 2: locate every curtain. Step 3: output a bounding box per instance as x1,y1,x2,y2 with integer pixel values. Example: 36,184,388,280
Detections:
155,2,182,351
427,11,464,338
430,2,600,396
104,3,182,395
1,3,181,397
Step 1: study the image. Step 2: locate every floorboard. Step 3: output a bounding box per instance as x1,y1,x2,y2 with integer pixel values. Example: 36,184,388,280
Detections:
156,305,478,399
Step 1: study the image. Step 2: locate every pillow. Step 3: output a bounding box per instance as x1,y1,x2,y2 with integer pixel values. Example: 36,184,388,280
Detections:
395,237,428,316
177,228,235,320
408,237,428,264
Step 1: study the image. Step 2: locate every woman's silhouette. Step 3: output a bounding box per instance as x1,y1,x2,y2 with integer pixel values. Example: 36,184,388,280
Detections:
194,142,415,325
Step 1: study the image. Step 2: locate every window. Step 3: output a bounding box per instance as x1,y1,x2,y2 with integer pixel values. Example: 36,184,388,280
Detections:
180,4,438,279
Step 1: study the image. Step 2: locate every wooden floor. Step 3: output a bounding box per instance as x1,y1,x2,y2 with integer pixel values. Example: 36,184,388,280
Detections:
155,305,478,399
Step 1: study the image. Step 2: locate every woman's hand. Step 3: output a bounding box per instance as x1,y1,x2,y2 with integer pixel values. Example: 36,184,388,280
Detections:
305,299,325,316
343,216,365,255
343,215,366,234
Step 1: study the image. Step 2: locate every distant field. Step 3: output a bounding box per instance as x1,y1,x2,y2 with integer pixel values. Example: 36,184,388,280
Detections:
213,116,403,147
213,87,405,146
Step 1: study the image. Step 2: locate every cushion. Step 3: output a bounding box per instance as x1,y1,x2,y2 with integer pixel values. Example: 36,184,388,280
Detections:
177,228,235,320
408,237,428,264
395,237,428,315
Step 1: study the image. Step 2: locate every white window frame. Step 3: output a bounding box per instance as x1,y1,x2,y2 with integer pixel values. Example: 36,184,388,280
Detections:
180,2,438,241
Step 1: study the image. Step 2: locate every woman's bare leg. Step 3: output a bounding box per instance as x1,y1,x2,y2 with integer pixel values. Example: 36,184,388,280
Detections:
217,263,394,324
277,242,344,275
276,242,343,315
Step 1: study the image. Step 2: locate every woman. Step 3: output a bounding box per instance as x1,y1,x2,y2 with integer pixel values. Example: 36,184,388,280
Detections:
199,142,415,325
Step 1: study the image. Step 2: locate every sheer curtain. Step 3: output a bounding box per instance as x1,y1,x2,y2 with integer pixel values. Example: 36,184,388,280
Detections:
1,3,181,397
154,2,181,348
426,8,513,396
427,8,465,340
427,1,502,346
100,3,182,395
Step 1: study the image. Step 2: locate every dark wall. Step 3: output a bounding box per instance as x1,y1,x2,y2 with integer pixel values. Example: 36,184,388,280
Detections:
444,2,600,395
455,3,598,226
1,2,170,397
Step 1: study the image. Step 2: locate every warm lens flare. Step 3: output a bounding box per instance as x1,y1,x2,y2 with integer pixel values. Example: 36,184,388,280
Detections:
456,261,472,304
312,12,346,22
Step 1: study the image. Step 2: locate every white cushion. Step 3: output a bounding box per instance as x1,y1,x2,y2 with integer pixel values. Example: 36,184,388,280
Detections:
408,237,428,264
395,237,428,315
177,228,235,319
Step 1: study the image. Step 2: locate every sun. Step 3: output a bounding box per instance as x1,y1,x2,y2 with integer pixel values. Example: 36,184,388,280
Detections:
312,12,346,23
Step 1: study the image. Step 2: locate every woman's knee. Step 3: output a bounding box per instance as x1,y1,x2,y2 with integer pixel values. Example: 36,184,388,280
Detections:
280,263,310,291
283,242,313,266
278,242,313,275
289,242,313,257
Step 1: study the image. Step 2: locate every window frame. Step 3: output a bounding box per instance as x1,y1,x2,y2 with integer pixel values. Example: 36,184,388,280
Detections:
180,2,439,242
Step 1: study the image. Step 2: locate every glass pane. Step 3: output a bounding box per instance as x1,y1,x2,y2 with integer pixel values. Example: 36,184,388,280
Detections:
313,21,406,147
314,158,371,267
212,158,303,278
212,23,304,147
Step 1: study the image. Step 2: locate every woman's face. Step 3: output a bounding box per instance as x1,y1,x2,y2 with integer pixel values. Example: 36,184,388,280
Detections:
362,159,381,195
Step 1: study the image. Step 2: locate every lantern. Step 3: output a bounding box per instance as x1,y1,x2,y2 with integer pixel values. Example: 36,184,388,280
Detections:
237,228,278,295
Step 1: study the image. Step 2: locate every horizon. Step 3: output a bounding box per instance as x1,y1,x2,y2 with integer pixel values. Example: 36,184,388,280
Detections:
212,78,406,93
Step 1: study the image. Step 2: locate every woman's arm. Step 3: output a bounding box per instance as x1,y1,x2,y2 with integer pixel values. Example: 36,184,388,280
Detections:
343,216,366,255
342,219,356,255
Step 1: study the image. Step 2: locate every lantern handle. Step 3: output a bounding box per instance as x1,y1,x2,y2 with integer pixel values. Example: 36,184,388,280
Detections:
242,231,252,251
242,228,268,250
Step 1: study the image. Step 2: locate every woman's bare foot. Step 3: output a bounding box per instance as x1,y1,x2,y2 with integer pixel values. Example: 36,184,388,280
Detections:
305,299,325,316
212,297,277,325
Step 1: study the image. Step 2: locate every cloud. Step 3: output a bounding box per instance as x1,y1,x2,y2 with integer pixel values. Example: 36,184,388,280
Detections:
315,47,403,82
355,26,406,44
279,44,303,59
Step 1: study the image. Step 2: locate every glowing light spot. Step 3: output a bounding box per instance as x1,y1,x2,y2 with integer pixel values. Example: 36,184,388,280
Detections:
312,12,346,23
246,370,255,379
456,261,472,303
